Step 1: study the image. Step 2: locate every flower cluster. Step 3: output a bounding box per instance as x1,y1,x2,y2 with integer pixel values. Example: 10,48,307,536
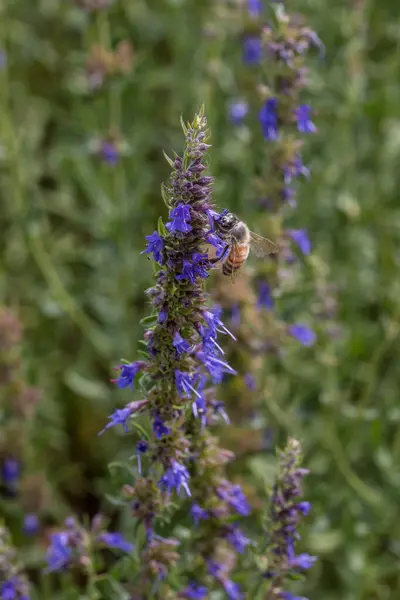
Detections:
100,109,251,596
45,515,133,574
264,438,315,599
215,2,322,430
0,524,30,599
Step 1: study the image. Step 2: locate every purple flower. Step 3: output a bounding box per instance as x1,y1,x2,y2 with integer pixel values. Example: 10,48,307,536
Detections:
1,577,28,600
143,231,164,264
153,415,170,438
222,580,243,600
181,582,208,599
281,594,308,600
176,253,209,283
100,141,120,166
175,370,201,399
225,525,251,553
173,332,191,355
190,503,209,525
247,0,262,17
243,36,262,64
289,324,316,347
257,281,274,310
136,440,148,474
111,361,143,389
98,532,133,553
99,406,133,435
197,352,236,383
290,553,317,570
46,532,72,572
297,501,311,515
167,203,192,234
23,513,39,536
1,458,20,487
229,100,248,125
159,460,191,497
244,372,256,391
288,229,311,255
296,105,317,134
259,98,279,140
217,482,251,516
283,155,310,185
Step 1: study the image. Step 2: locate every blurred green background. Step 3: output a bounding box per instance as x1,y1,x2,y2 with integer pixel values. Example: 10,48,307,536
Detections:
1,1,400,599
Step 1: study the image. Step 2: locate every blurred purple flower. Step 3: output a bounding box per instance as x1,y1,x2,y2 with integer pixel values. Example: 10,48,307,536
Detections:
229,100,248,125
98,532,133,553
288,229,311,255
296,105,317,134
259,98,279,140
143,231,164,264
243,36,262,64
289,324,316,347
23,514,39,536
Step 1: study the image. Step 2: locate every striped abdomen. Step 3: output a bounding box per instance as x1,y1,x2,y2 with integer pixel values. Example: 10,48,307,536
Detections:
223,244,250,275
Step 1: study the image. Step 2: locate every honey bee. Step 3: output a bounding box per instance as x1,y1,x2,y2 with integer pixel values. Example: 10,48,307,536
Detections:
212,211,278,278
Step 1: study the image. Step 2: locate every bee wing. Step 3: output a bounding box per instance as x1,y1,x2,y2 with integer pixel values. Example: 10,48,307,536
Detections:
249,231,279,258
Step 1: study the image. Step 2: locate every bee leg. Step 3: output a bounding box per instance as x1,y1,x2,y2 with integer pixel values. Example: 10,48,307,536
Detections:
209,244,230,265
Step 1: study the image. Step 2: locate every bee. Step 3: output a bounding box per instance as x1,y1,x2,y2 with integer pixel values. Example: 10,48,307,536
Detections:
212,211,278,278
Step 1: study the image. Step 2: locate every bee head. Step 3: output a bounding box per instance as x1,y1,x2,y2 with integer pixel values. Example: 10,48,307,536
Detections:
214,210,237,233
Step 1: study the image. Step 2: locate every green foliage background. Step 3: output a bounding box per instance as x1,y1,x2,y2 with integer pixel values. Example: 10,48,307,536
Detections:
1,1,400,598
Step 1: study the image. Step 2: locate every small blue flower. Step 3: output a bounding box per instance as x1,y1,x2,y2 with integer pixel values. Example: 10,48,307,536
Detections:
143,231,164,264
281,594,308,600
175,370,201,399
222,579,243,600
1,577,29,600
259,98,279,140
98,532,133,553
111,361,142,389
283,156,310,185
173,332,191,355
217,482,251,516
181,582,208,599
288,228,311,255
296,105,317,134
243,36,262,64
290,553,317,570
159,460,191,497
229,100,248,125
1,458,20,487
23,513,39,536
167,203,192,234
247,0,262,17
257,281,274,310
197,352,236,383
100,141,120,166
190,503,209,525
225,525,251,553
153,416,170,438
46,532,72,572
289,324,316,347
136,440,148,474
99,405,134,435
176,253,209,283
244,372,256,391
297,501,311,515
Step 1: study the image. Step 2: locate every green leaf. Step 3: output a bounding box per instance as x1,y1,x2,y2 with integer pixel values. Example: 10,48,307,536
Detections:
64,371,108,402
162,149,174,167
161,182,171,207
157,216,168,236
